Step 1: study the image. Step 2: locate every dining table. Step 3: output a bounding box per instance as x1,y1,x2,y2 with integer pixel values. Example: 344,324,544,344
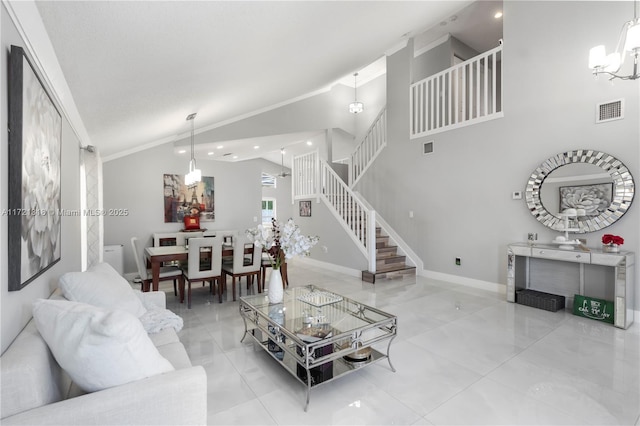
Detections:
145,243,273,293
145,244,234,292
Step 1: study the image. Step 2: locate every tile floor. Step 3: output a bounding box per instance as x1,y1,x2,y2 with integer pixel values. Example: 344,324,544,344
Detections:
159,262,640,425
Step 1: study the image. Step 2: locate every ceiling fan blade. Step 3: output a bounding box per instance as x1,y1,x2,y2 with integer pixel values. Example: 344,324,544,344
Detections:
278,147,290,177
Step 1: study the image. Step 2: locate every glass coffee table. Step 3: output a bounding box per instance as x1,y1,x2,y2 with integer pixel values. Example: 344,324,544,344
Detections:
239,285,397,411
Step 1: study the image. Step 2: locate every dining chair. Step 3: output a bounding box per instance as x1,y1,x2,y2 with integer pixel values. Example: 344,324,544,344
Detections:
221,235,261,301
217,230,238,246
217,230,238,264
181,237,223,308
176,231,204,247
130,237,183,294
153,232,179,247
152,231,185,268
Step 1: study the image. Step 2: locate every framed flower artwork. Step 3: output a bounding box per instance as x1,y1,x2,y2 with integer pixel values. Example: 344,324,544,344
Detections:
559,183,613,217
8,45,62,291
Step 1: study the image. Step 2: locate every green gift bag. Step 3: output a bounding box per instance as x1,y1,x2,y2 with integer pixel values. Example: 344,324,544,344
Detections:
573,294,614,324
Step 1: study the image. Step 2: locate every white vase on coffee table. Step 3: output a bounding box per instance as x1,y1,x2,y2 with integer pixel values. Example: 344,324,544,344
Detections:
268,269,284,304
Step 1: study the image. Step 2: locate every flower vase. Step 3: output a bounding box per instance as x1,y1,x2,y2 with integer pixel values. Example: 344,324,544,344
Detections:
268,268,284,304
603,244,620,253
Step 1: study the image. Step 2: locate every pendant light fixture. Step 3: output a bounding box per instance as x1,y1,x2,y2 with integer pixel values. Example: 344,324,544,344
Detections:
184,113,201,187
588,0,640,80
349,72,364,114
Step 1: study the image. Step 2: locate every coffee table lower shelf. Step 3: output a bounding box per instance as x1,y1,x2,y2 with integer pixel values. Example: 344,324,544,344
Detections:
239,286,397,411
241,329,395,411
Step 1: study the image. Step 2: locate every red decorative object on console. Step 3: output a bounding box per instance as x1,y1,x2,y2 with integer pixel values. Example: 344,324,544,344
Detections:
183,215,200,230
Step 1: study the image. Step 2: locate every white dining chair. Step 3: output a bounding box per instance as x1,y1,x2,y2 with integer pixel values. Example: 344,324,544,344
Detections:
176,231,204,247
216,230,238,263
216,230,237,242
153,232,179,247
221,235,261,301
181,237,223,308
130,237,183,294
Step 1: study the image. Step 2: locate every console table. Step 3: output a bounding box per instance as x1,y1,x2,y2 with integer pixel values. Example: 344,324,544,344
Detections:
507,243,635,329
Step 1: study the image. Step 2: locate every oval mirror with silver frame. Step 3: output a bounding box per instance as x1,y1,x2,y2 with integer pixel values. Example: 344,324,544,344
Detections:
525,149,634,233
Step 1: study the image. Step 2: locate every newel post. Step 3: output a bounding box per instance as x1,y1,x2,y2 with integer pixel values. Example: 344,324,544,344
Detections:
368,210,376,273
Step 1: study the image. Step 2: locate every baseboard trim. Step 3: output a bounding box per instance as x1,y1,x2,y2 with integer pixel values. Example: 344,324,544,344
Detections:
292,257,362,278
418,269,506,295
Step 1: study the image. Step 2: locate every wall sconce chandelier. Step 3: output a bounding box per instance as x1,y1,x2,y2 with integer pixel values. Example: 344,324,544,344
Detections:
588,0,640,80
349,72,364,114
185,112,201,187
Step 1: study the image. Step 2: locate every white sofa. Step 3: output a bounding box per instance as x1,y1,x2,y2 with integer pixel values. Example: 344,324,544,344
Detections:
0,265,207,425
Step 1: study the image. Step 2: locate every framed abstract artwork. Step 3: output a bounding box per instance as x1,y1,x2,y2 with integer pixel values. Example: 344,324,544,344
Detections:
163,174,215,223
8,45,62,291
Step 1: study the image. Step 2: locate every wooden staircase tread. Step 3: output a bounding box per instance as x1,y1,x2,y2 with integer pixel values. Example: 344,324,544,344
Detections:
361,266,417,283
376,250,398,255
376,255,406,263
376,262,407,272
363,266,416,273
376,259,407,268
375,263,415,271
376,265,411,273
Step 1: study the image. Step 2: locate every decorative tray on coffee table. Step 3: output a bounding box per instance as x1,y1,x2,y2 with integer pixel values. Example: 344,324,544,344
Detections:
296,290,343,307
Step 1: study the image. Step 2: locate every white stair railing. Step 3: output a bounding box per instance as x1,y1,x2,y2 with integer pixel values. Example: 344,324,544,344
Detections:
349,107,387,187
319,160,376,272
410,45,503,138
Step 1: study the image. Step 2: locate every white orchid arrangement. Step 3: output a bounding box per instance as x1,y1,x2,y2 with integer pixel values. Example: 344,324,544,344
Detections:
246,218,319,269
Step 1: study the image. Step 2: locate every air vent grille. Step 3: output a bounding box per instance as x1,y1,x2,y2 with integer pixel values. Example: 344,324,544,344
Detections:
423,141,434,155
596,99,624,123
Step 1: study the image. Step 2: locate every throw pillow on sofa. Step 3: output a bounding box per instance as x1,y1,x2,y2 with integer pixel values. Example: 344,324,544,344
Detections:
32,298,174,392
59,262,146,317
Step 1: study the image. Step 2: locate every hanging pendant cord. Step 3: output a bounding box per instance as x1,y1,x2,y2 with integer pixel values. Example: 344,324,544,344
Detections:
354,73,358,102
190,118,195,169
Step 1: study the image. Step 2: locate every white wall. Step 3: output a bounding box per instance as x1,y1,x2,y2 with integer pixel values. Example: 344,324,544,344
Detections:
1,3,83,353
357,1,640,309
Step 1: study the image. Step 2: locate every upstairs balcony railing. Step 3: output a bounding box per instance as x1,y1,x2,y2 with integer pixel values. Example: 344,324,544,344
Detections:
410,45,503,138
292,149,320,201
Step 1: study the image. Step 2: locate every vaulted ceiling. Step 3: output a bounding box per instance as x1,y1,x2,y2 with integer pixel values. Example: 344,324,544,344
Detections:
34,1,502,162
